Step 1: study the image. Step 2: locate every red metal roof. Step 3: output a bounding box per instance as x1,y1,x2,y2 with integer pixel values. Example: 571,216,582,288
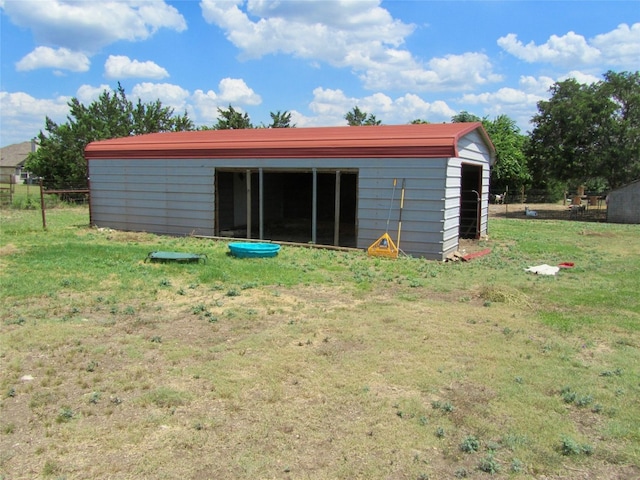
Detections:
85,122,494,160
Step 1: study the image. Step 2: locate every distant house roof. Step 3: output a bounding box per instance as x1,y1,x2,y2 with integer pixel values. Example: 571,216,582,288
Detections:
85,123,495,161
0,141,32,168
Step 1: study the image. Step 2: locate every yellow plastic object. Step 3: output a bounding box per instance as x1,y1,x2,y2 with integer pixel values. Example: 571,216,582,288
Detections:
367,232,399,258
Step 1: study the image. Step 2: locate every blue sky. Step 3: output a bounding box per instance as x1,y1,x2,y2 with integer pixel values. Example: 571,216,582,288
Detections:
1,0,638,147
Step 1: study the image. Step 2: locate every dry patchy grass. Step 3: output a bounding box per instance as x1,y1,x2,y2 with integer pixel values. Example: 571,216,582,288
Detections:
1,207,639,479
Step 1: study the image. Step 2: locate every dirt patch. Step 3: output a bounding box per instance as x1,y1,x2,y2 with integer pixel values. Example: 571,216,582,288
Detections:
89,227,160,244
0,243,19,256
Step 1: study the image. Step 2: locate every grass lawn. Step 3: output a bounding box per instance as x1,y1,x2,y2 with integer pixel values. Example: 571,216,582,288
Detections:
1,206,639,479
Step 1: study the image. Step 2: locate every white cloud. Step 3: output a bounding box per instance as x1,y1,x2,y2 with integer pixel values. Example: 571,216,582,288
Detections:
591,23,640,68
246,0,407,36
412,53,502,90
131,82,191,112
128,79,259,126
0,77,264,145
2,0,187,52
300,87,455,127
217,77,262,105
104,55,169,80
394,94,456,121
459,75,554,129
498,23,640,69
16,46,90,72
201,0,413,59
307,87,352,121
518,75,556,96
497,31,600,66
191,89,221,123
200,0,500,92
456,70,600,131
461,87,541,108
75,84,112,104
0,91,71,145
560,71,601,85
191,78,262,124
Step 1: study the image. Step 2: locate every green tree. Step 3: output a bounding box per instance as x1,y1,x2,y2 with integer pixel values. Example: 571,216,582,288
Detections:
26,84,193,189
451,111,481,123
410,119,430,124
452,112,530,194
345,106,381,126
483,115,530,193
265,110,295,128
527,78,605,189
597,71,640,189
212,105,253,130
527,71,640,190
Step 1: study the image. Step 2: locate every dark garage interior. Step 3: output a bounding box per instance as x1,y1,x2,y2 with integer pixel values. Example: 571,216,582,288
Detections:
459,163,482,239
215,169,358,247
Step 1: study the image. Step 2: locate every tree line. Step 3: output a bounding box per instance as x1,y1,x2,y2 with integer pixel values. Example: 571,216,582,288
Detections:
26,71,639,197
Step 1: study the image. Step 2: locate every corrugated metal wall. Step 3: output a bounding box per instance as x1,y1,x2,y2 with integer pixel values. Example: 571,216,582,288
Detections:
356,157,448,259
89,159,215,236
88,131,491,259
443,130,492,256
607,181,640,224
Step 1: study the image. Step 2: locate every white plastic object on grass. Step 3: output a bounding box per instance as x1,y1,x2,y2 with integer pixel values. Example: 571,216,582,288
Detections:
525,264,560,275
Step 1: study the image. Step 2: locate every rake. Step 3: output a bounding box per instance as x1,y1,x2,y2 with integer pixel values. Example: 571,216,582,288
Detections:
367,178,405,258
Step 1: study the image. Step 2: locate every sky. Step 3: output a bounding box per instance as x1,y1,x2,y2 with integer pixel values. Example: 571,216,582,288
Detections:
1,0,639,147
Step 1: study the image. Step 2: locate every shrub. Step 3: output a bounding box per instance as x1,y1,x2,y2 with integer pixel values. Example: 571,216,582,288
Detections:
56,406,74,423
460,435,480,453
560,436,593,456
478,454,501,474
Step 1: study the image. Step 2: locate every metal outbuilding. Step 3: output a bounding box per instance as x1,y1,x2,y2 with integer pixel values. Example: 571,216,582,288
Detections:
607,179,640,224
85,123,495,260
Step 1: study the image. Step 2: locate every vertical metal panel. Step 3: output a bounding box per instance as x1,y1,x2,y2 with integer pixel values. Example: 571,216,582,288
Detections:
334,170,341,246
312,168,317,244
356,159,448,259
259,168,264,239
608,181,640,224
246,169,252,239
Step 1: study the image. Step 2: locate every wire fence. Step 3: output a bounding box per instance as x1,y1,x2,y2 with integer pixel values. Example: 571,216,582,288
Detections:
38,180,90,229
490,188,608,206
489,188,608,223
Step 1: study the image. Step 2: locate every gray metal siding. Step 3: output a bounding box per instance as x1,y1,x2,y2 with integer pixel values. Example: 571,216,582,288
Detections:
442,131,491,256
607,181,640,224
90,159,215,236
356,158,448,259
459,131,492,236
88,130,491,260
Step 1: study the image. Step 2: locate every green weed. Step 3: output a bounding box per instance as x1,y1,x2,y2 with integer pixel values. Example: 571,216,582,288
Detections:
560,436,593,456
460,435,480,453
139,387,190,408
86,360,98,372
510,458,524,473
56,406,74,423
42,459,60,476
454,467,468,478
478,454,501,474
